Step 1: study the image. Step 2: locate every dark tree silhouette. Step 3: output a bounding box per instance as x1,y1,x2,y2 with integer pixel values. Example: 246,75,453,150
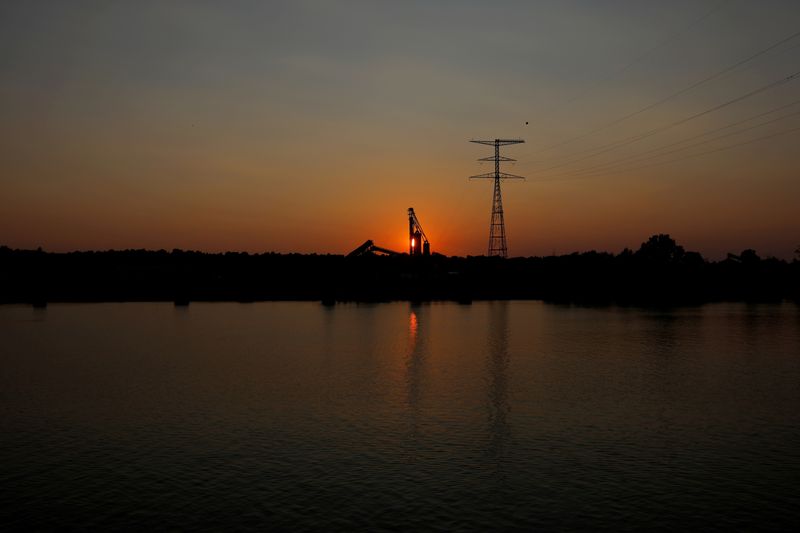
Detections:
739,249,761,265
636,234,685,263
1,235,798,305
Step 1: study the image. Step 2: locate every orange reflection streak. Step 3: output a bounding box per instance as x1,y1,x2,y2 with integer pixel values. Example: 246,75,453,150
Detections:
409,310,418,345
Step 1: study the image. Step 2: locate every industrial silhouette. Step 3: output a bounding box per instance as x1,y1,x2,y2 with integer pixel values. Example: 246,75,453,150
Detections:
469,139,525,258
408,208,430,256
346,240,399,258
347,207,431,258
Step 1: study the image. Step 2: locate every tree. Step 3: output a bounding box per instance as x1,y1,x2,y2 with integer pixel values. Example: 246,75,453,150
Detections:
636,234,685,264
739,249,761,265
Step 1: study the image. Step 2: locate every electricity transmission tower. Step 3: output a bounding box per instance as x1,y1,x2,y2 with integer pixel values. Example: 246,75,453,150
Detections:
469,139,525,257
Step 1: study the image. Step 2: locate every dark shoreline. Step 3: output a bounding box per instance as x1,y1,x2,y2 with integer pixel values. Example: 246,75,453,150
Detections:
3,235,798,306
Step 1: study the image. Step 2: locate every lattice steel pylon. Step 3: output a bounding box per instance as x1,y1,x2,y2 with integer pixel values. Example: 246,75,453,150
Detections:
469,139,525,257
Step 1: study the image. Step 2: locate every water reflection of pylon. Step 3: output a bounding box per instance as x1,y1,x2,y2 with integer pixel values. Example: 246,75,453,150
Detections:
486,301,511,463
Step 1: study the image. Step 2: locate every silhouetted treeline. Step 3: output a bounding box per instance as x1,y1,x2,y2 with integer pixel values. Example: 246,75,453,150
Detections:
1,235,798,305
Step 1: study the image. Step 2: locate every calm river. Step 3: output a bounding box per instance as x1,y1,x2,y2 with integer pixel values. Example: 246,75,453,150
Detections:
1,301,799,530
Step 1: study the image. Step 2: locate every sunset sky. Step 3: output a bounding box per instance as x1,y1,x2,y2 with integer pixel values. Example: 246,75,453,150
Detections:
1,1,799,259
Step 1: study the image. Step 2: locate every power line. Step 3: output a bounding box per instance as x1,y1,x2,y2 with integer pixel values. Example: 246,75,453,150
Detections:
527,68,800,173
534,123,800,183
533,27,800,154
522,39,800,168
566,0,731,104
611,123,800,174
547,107,800,180
539,97,800,177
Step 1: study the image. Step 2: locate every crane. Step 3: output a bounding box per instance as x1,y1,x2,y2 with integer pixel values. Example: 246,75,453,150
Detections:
408,208,430,256
347,208,431,257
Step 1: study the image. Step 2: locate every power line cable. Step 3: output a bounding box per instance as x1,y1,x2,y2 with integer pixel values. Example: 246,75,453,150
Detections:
533,123,800,183
527,68,800,173
541,98,800,177
532,27,800,154
606,123,800,175
523,39,800,168
566,0,731,104
547,107,800,179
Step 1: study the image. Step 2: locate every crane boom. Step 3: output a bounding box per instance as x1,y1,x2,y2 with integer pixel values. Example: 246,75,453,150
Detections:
347,240,400,257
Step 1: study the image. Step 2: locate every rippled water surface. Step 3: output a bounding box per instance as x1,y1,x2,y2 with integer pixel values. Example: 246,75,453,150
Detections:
1,301,799,530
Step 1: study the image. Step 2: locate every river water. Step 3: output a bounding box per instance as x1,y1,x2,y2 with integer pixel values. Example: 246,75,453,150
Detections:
1,301,799,530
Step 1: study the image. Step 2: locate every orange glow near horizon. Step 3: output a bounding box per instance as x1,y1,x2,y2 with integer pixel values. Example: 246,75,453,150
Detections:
2,3,800,260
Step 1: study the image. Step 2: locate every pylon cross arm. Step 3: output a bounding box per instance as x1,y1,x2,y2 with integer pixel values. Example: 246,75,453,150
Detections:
470,139,524,146
469,172,525,180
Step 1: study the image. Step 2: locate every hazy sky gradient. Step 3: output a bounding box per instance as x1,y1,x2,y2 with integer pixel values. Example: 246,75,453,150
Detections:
2,1,799,258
